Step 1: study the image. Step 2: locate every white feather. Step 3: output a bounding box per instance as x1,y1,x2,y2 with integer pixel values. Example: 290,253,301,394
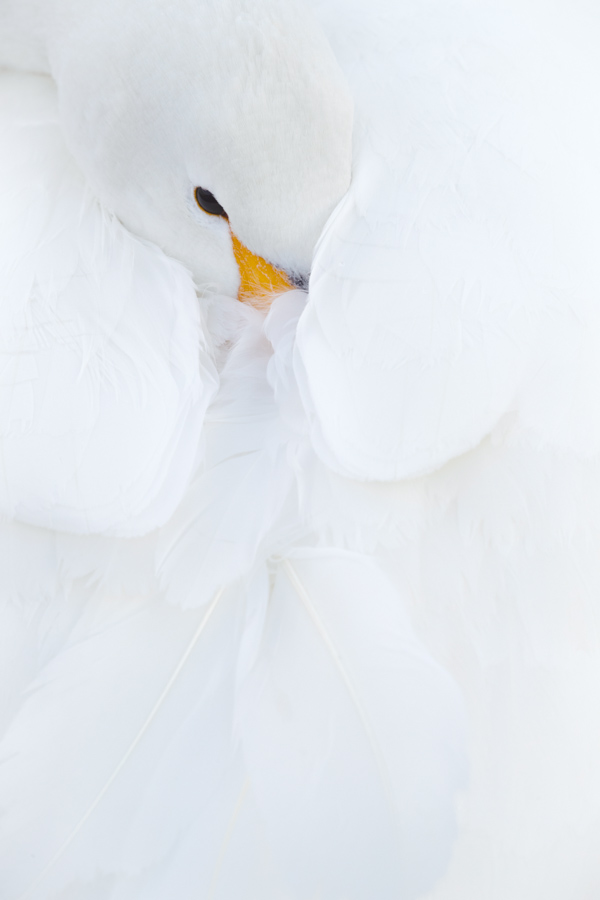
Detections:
0,584,240,900
157,299,299,608
238,550,467,900
0,72,217,536
296,0,600,481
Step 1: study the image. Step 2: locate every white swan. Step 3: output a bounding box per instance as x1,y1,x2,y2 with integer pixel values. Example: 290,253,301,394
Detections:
1,0,600,898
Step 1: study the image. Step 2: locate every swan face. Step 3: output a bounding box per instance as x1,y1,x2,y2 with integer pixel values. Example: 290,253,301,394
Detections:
50,0,354,299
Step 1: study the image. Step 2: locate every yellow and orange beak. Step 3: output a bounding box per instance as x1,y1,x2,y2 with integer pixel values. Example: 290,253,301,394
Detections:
230,228,294,307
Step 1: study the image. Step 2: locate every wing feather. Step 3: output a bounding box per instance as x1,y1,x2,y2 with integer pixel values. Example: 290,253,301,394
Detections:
297,0,600,480
238,550,467,900
0,72,217,535
0,584,240,900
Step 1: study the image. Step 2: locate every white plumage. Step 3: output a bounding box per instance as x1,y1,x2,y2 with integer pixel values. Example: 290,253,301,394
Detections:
1,0,600,898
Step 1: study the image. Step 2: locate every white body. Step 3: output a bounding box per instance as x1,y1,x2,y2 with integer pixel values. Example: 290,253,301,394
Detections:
1,0,600,898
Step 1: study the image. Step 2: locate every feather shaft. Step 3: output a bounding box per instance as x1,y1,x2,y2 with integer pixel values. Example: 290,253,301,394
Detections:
17,587,225,900
282,559,396,822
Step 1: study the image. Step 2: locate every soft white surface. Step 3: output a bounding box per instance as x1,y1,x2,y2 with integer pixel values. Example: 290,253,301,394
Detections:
238,552,466,900
0,73,218,534
297,0,600,479
1,0,600,898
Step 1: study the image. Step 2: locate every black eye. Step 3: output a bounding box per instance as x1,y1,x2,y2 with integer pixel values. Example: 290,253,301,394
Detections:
194,186,228,218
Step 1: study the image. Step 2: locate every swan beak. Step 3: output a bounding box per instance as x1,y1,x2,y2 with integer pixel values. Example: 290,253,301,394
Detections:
230,231,293,305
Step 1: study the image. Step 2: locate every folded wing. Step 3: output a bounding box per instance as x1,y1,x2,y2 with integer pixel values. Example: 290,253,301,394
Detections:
0,72,217,535
239,550,467,900
297,0,582,480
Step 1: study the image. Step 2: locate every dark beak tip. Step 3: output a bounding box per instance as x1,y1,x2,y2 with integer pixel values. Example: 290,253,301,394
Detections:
289,272,309,291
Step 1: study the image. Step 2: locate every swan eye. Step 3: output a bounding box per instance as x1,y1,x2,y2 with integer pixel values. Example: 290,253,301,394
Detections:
194,186,228,218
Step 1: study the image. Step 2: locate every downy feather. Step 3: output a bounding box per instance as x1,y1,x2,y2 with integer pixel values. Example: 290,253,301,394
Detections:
238,550,467,900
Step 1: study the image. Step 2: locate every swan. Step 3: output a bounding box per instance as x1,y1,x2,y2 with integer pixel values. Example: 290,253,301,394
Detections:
1,0,600,898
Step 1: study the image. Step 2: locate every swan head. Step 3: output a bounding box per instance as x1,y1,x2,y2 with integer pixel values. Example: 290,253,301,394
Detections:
49,0,353,301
